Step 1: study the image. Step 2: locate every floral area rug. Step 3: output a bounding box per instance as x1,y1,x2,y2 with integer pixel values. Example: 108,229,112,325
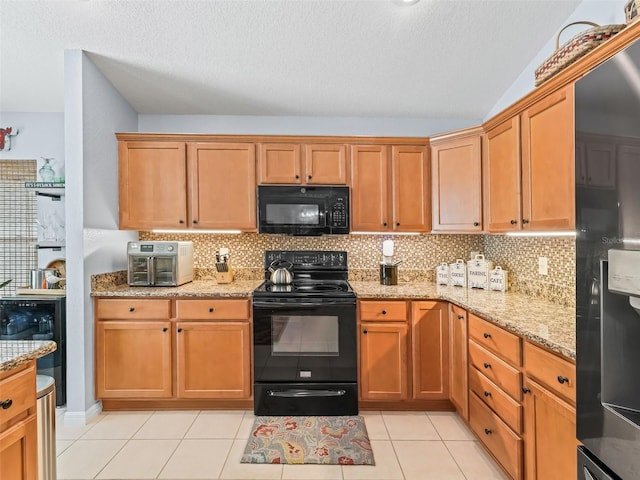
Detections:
241,415,375,465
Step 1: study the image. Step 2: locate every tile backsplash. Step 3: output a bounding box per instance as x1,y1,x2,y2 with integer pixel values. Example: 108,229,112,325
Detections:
140,231,575,306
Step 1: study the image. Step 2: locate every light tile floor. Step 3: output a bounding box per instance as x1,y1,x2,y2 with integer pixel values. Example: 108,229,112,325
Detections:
55,408,507,480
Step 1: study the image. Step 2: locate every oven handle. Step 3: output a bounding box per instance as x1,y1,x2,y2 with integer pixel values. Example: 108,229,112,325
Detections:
252,300,356,308
267,389,346,398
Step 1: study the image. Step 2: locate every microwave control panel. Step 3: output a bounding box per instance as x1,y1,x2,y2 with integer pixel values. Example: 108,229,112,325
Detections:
330,197,348,227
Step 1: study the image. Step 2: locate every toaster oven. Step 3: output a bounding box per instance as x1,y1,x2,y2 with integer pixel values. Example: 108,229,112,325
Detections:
127,241,194,286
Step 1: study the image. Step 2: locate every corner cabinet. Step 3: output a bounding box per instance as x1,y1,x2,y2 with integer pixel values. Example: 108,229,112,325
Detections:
484,84,575,232
0,362,37,480
430,128,483,232
351,144,430,232
94,297,252,408
118,137,256,231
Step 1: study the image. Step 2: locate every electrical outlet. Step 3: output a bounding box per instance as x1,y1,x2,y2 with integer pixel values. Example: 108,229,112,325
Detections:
538,256,548,276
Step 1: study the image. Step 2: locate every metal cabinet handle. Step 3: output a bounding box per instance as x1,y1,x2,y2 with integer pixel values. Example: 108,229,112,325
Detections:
308,175,312,180
295,175,300,179
457,314,464,320
0,399,12,410
162,327,168,332
483,362,491,369
473,222,479,226
484,428,492,435
483,332,491,339
209,307,215,313
129,307,135,312
193,220,198,224
363,329,368,334
381,310,387,315
484,391,492,397
510,219,517,225
177,328,183,333
179,219,185,224
522,387,531,394
557,376,569,385
522,219,529,225
396,222,400,226
383,222,388,227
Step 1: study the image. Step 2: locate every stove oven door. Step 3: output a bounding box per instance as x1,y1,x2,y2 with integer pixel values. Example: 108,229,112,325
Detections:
253,298,357,383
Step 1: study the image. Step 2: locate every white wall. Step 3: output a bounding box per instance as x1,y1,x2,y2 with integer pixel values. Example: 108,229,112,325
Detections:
64,50,138,423
138,114,478,137
487,0,629,119
0,112,64,164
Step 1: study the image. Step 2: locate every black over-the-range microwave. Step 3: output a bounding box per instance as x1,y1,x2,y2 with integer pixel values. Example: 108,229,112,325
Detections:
257,185,350,236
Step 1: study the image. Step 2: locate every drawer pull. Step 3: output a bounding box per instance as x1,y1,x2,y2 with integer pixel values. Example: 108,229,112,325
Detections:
177,328,183,333
483,391,492,397
510,219,517,225
522,387,531,394
457,314,464,320
381,310,387,315
209,307,215,313
557,376,569,385
483,332,491,339
522,218,530,225
363,330,368,334
484,428,492,435
129,307,135,312
162,327,168,332
473,222,479,226
0,399,13,410
483,362,491,369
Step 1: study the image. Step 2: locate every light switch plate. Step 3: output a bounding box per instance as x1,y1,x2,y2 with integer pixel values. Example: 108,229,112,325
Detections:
538,256,548,276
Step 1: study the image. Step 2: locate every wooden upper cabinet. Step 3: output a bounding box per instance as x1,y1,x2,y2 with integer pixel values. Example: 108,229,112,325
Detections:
258,143,302,184
304,144,349,184
351,145,390,232
521,84,575,230
188,142,256,230
431,130,482,232
485,117,522,232
118,141,188,229
411,301,449,400
391,145,430,232
258,143,348,184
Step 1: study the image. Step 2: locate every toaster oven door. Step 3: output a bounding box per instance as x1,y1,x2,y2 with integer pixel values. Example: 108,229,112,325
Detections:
128,255,152,286
153,255,177,286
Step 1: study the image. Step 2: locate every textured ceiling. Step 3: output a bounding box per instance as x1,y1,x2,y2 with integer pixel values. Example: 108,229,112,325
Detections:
0,0,582,118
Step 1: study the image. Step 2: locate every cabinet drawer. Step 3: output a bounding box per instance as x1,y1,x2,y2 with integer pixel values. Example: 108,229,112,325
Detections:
469,393,523,480
0,362,36,428
524,341,575,404
469,340,522,401
469,314,521,366
359,301,407,321
469,367,522,434
176,299,249,320
96,299,171,320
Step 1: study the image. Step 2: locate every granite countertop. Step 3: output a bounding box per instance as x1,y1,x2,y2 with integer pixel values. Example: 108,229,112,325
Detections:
351,281,575,360
0,340,57,372
91,279,263,297
92,278,575,360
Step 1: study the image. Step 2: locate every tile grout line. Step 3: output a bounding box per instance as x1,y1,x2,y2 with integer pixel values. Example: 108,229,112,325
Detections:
154,410,202,479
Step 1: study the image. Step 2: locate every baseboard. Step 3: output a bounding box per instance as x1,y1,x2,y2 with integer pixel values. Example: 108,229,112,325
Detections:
62,401,103,426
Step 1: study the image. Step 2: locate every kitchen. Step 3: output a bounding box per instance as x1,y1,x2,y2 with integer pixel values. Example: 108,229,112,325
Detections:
0,1,637,479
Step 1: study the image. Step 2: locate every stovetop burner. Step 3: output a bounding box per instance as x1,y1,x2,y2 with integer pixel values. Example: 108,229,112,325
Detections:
253,279,354,297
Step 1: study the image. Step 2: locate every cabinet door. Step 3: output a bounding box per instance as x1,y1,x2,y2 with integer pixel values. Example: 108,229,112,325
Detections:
359,322,408,401
351,145,390,232
258,143,302,184
0,416,37,480
118,141,188,229
523,379,577,480
391,145,430,232
188,142,256,230
411,301,449,399
431,136,482,232
304,144,348,184
449,305,468,420
521,85,575,230
95,321,172,398
485,117,522,232
176,322,251,399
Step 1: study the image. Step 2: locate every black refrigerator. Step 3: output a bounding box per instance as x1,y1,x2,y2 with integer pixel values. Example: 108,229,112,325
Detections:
576,36,640,480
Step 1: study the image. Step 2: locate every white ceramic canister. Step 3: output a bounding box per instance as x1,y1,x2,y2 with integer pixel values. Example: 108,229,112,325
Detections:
489,266,509,291
467,254,494,290
436,263,450,285
449,259,467,287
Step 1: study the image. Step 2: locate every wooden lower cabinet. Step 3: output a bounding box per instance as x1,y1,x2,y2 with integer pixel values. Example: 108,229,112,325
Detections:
411,301,448,399
176,321,251,398
359,322,408,401
95,320,173,398
523,379,577,480
0,362,38,480
94,297,252,403
449,304,468,420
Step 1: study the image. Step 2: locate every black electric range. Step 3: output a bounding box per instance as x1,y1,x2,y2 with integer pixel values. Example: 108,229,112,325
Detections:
252,250,358,416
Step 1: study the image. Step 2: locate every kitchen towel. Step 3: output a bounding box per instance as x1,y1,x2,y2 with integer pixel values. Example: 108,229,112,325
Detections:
241,415,374,465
